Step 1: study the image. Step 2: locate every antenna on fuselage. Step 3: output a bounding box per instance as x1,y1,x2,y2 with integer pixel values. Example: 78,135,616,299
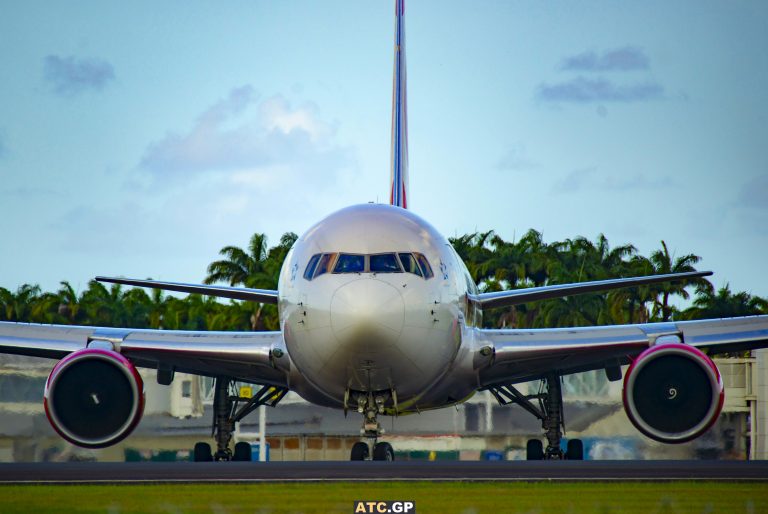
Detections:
390,0,409,209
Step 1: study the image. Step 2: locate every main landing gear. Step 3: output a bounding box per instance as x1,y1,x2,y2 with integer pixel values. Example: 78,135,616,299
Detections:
487,373,583,460
192,377,288,462
349,391,395,461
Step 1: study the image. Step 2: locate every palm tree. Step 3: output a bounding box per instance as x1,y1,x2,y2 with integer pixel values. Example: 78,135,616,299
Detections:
514,229,553,287
536,294,603,328
206,233,273,289
450,231,497,288
205,232,271,331
536,234,635,327
564,234,636,282
30,292,65,324
682,284,768,320
184,294,220,330
486,230,552,328
146,287,167,329
205,232,297,330
122,288,153,328
0,287,14,321
57,281,83,324
649,241,710,321
81,280,127,327
265,232,299,285
0,284,41,322
161,296,188,330
606,255,655,324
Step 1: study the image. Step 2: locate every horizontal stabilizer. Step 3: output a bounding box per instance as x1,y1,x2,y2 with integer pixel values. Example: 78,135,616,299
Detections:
95,277,279,304
472,270,712,310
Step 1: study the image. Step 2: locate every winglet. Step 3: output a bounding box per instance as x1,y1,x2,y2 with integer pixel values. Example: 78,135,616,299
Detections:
390,0,409,209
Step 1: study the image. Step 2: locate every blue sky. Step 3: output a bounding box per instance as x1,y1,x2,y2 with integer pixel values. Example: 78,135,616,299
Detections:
1,1,766,303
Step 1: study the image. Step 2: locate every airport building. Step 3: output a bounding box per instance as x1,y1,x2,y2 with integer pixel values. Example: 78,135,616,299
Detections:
0,350,766,462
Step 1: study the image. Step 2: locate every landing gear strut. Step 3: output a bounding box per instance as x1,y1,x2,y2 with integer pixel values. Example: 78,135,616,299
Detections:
350,391,395,461
486,373,583,460
542,372,565,459
192,377,288,462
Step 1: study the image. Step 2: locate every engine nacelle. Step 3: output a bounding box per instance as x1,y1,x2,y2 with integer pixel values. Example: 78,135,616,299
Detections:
623,343,723,444
44,348,145,448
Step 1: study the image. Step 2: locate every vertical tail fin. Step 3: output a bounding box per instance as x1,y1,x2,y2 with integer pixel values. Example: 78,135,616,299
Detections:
390,0,409,209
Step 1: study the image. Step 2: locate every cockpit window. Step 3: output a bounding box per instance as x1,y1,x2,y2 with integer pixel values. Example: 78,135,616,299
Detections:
314,253,337,278
304,251,433,280
303,254,321,280
370,253,402,273
415,253,434,279
334,253,365,273
398,253,422,277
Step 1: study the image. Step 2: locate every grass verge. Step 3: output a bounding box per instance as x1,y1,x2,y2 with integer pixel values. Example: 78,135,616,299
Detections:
0,481,765,514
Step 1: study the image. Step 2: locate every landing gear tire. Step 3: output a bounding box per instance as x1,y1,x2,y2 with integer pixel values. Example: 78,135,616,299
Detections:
233,441,252,462
566,439,584,461
526,439,544,460
193,442,213,462
373,442,395,461
206,377,288,462
351,441,370,461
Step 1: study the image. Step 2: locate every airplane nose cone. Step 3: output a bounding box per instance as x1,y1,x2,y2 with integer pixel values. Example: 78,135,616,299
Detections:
330,279,405,349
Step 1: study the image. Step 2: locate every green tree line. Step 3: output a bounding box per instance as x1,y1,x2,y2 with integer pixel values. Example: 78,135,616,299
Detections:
451,229,767,328
1,230,766,331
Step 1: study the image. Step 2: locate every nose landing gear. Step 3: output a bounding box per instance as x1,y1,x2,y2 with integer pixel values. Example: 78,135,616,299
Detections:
350,391,395,461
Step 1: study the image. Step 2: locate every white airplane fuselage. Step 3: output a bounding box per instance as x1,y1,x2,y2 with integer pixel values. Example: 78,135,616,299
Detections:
279,203,483,412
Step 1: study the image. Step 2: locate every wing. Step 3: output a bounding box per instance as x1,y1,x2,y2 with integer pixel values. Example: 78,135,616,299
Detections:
477,315,768,387
0,321,289,388
95,276,278,304
472,271,711,310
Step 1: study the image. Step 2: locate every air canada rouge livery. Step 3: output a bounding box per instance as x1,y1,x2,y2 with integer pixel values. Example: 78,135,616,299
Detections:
1,0,767,461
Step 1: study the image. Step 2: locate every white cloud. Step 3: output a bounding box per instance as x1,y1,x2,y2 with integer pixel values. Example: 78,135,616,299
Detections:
553,168,674,193
552,167,597,192
54,87,359,268
497,145,538,171
44,55,115,96
561,47,650,72
139,86,351,187
538,77,664,103
260,96,331,141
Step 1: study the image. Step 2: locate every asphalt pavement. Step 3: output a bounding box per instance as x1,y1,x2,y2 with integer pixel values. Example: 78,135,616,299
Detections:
0,460,766,483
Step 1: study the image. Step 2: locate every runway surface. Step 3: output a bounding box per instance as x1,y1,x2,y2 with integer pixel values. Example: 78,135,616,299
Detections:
0,460,766,483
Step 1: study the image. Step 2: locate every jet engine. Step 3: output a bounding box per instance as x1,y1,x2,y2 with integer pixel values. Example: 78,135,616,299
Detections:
622,343,723,444
44,348,145,448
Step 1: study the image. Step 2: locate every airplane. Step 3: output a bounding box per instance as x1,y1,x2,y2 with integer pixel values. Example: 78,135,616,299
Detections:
2,0,768,462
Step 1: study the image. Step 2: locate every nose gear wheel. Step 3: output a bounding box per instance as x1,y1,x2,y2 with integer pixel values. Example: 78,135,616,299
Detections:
350,390,396,461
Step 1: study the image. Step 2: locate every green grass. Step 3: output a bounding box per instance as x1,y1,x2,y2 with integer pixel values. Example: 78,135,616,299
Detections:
0,482,765,514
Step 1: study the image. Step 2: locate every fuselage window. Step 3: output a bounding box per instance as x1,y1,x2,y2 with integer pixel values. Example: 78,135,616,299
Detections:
334,253,365,273
398,253,423,277
414,253,434,279
370,253,402,273
303,254,321,280
314,253,337,278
